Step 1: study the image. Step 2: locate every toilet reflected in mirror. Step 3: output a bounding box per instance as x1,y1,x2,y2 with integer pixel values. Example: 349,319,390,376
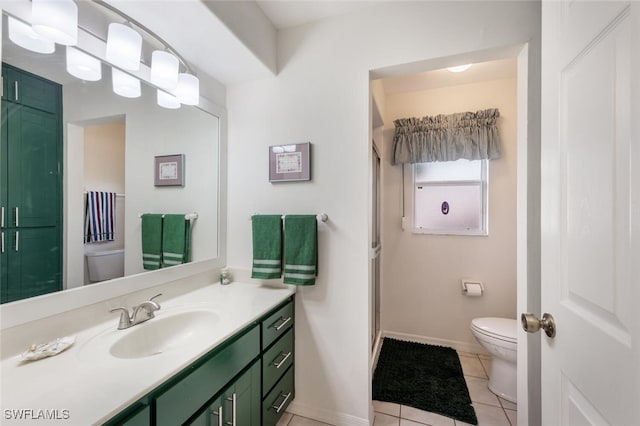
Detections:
85,249,125,284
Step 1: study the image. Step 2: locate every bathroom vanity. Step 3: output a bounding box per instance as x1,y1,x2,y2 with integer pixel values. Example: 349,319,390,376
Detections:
0,280,295,426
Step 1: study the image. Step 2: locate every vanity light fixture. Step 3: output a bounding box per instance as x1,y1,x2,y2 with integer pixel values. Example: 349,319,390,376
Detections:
112,68,141,98
174,73,200,106
66,46,102,81
150,51,180,91
106,23,142,71
157,89,181,109
7,16,55,54
447,64,472,73
31,0,78,46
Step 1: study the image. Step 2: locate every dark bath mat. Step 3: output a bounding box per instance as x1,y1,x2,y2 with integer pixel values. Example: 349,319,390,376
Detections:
373,338,478,425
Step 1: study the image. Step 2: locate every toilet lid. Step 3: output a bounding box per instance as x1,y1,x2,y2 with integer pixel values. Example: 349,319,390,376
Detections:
471,317,517,343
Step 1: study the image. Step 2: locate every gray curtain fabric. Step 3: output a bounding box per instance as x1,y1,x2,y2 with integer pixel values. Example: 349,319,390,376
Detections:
392,108,502,164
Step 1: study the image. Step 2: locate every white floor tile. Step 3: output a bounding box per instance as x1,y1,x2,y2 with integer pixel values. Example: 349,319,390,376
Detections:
478,354,491,361
499,397,517,411
374,412,401,426
505,409,517,426
374,400,401,417
276,412,293,425
400,419,428,426
288,415,334,426
401,405,455,426
459,356,488,379
456,350,478,359
464,376,501,407
479,358,492,377
455,403,510,426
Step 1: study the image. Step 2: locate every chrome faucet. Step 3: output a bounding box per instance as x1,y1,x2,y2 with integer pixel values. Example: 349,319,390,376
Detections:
110,293,162,330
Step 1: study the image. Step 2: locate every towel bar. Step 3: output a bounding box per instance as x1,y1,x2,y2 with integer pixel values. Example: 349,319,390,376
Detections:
138,213,198,220
250,213,328,222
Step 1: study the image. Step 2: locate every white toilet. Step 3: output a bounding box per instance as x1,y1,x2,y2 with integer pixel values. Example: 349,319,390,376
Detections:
86,249,125,283
470,317,517,403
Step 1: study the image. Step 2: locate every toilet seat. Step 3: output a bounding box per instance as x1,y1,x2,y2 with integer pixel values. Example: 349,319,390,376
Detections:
471,317,517,344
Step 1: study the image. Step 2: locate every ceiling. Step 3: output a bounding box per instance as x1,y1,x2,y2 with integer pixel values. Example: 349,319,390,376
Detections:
380,57,518,95
2,1,516,96
255,0,381,29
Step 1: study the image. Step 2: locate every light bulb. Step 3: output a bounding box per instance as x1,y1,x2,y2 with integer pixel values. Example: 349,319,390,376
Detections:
447,64,472,73
150,51,179,91
106,23,142,71
157,90,181,109
112,68,141,98
31,0,78,46
66,47,102,81
174,73,199,106
8,17,55,54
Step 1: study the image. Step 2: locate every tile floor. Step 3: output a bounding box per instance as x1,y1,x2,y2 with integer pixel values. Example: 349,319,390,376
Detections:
276,351,516,426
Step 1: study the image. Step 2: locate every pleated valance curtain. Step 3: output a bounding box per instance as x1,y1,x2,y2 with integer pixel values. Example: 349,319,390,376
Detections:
392,108,502,164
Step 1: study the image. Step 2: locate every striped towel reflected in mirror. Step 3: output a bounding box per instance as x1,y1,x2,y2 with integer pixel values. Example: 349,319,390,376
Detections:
84,191,116,243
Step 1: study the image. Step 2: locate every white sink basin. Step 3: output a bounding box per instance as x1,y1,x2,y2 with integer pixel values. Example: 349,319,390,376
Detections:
108,310,220,359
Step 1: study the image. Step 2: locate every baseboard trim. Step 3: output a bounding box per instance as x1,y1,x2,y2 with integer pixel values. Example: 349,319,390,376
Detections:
382,330,488,355
287,401,369,426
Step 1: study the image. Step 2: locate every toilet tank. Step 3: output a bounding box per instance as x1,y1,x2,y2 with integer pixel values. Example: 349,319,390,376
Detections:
86,249,125,282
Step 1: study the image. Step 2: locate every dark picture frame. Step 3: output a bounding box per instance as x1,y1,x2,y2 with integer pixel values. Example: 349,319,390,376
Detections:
268,142,311,182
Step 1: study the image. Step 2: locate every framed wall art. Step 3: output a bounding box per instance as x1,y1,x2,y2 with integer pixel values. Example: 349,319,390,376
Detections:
269,142,311,182
155,154,185,187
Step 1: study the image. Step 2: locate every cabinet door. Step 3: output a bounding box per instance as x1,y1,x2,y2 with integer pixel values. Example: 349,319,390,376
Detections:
229,361,261,426
3,228,61,303
187,361,261,426
6,104,60,228
4,66,60,114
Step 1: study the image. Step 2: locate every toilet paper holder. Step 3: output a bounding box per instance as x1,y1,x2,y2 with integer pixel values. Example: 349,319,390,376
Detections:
461,279,484,295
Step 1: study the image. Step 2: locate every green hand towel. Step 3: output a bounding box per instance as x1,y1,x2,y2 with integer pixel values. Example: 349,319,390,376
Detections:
283,215,317,285
162,214,191,267
141,214,163,270
251,215,282,279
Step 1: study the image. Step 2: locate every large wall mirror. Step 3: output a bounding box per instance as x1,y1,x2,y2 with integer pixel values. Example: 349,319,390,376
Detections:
1,3,222,312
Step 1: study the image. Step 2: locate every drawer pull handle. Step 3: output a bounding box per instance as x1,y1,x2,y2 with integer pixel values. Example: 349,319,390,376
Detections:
272,391,292,413
272,316,292,331
212,405,223,426
14,207,19,227
226,393,236,426
272,351,292,369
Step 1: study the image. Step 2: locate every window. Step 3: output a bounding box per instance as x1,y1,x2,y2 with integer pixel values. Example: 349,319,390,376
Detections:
413,159,488,235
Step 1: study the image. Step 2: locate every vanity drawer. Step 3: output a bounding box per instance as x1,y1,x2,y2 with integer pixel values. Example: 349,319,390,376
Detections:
262,300,294,350
262,366,294,426
262,328,294,396
155,325,260,426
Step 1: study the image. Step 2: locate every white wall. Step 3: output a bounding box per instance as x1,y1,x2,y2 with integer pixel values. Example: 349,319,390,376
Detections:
63,77,219,288
226,2,540,424
380,78,517,353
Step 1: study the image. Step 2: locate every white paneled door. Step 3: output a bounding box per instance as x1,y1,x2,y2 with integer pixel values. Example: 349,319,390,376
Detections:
540,1,639,424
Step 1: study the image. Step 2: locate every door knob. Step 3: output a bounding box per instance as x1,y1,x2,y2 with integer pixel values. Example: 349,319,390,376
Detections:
521,312,556,338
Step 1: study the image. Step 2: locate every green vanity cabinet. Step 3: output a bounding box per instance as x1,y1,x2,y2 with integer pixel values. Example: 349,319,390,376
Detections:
189,360,261,426
156,325,260,426
1,63,62,303
104,295,295,426
261,299,295,426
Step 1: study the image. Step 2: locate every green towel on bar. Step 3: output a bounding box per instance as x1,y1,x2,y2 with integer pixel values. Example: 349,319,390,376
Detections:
141,214,163,270
162,214,192,267
283,215,317,285
251,215,283,279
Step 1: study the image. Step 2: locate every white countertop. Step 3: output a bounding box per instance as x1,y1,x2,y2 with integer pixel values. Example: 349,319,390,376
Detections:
0,281,295,425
